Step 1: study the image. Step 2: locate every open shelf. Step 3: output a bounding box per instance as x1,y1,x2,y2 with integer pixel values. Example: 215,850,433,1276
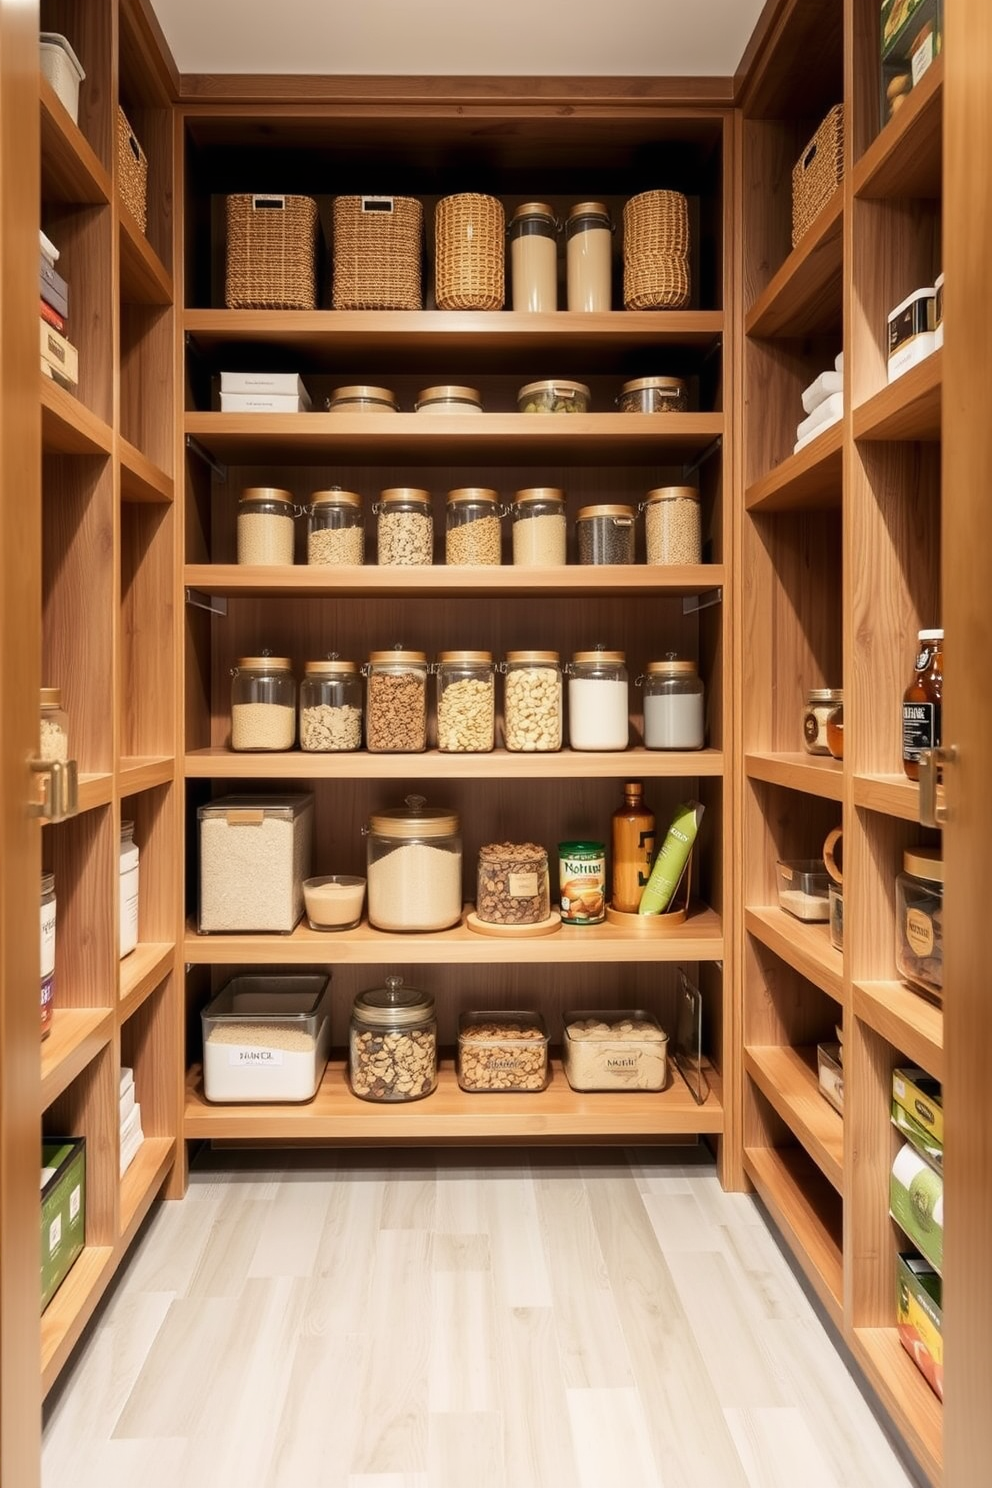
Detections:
119,1136,176,1248
853,56,944,201
40,378,113,457
41,1245,116,1396
183,563,725,600
119,438,174,505
120,942,175,1020
853,980,943,1083
75,772,115,814
744,1045,843,1192
745,190,843,338
39,78,111,205
745,752,844,801
185,745,725,782
118,756,175,794
850,1329,942,1488
744,421,843,512
41,1008,114,1111
743,1145,843,1331
119,211,173,306
852,773,921,822
853,351,941,442
745,907,843,1003
185,1058,723,1141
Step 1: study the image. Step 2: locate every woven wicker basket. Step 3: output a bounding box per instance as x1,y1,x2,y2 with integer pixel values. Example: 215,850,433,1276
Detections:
116,105,148,232
434,194,504,311
332,195,423,311
623,190,690,258
623,253,691,311
225,194,318,310
792,104,845,247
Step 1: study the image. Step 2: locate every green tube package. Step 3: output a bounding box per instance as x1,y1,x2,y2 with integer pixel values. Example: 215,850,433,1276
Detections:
638,800,704,915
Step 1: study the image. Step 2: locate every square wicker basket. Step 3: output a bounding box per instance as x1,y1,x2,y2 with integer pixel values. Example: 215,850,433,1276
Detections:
225,194,319,310
116,105,148,232
792,104,845,247
332,195,423,311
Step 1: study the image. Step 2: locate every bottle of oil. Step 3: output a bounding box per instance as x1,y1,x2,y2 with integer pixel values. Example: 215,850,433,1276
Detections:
902,628,943,781
611,782,656,913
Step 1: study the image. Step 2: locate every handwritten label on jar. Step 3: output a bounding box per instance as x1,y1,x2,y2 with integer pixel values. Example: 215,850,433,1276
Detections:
508,871,539,897
906,908,935,958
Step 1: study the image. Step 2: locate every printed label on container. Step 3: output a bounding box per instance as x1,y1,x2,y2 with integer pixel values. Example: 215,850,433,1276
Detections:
49,1214,62,1254
69,1184,81,1222
906,908,935,957
911,32,935,86
40,900,56,977
902,701,939,762
508,871,539,897
227,1045,285,1067
605,1053,641,1073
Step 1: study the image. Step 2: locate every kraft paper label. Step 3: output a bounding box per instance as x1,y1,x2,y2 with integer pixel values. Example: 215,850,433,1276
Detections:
508,871,538,897
906,907,935,957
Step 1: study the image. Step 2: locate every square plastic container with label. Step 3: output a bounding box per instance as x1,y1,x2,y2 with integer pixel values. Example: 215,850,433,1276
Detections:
198,794,313,932
561,1009,668,1092
201,974,332,1102
456,1012,549,1092
776,860,830,922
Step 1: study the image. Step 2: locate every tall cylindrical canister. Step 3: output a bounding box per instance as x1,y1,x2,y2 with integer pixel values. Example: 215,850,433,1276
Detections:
509,202,558,312
566,202,612,311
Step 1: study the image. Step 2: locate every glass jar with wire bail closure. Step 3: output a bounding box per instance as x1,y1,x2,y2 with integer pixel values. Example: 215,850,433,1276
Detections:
363,648,429,753
576,503,636,565
305,489,364,566
237,487,297,565
230,654,297,751
502,650,563,752
299,657,363,752
511,488,567,566
445,488,505,566
374,487,434,566
509,202,559,312
350,974,438,1101
436,650,495,752
567,648,629,751
365,795,462,932
639,655,705,750
641,485,702,565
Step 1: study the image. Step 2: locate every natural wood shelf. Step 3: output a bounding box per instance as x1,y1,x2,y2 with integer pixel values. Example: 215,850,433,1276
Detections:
41,1008,114,1111
185,903,724,965
120,942,175,1021
119,211,173,306
745,907,844,1004
119,438,174,504
183,563,725,600
853,352,941,442
745,752,844,800
75,772,115,814
743,1145,843,1332
852,773,922,822
183,410,725,466
853,56,944,201
41,1245,116,1397
40,378,113,458
850,1329,942,1488
745,1045,843,1193
39,77,111,205
853,981,943,1083
744,422,843,512
119,755,175,794
185,745,725,781
119,1137,176,1249
745,189,843,338
184,1058,724,1141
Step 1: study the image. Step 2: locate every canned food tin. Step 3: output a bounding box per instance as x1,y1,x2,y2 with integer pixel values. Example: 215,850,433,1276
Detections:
558,840,606,925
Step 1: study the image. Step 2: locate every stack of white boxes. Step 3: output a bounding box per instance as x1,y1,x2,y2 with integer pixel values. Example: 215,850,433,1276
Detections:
40,230,79,392
119,1066,144,1177
794,351,844,453
219,372,311,413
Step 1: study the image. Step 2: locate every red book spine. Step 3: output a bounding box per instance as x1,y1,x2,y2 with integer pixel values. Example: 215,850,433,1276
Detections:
39,297,66,334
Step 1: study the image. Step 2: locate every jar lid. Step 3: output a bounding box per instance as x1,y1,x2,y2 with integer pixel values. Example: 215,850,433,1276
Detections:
235,655,293,670
576,504,635,520
437,649,493,665
512,488,565,505
918,628,944,641
572,649,625,664
646,658,697,675
621,376,686,394
329,384,398,407
506,649,560,664
903,846,943,883
415,385,482,407
511,201,556,223
518,379,591,399
643,485,700,503
368,649,428,665
239,487,294,505
304,658,358,675
368,793,459,837
568,202,609,220
41,870,54,894
446,487,499,504
806,688,843,702
309,489,362,508
40,687,62,707
378,487,432,504
559,840,605,854
353,975,435,1027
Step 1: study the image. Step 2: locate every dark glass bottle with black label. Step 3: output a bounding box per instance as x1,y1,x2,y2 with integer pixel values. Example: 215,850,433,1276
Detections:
902,628,943,780
611,782,656,914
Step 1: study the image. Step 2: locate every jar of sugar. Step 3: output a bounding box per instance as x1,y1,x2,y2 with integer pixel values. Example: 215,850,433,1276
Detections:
640,656,705,749
365,795,462,932
566,648,629,751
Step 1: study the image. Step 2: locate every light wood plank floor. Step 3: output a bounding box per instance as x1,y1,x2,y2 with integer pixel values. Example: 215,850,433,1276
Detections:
43,1147,926,1488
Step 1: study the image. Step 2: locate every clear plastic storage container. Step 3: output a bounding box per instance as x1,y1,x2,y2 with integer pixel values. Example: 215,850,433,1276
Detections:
445,489,503,566
502,650,563,751
776,859,830,922
375,488,434,565
576,504,636,565
896,847,943,996
618,376,687,413
197,794,313,933
305,489,364,565
562,1010,668,1091
299,658,362,752
364,649,428,752
365,795,462,932
457,1012,550,1091
230,655,297,751
436,650,495,752
510,488,567,566
201,974,332,1103
567,648,629,750
517,379,590,414
350,975,437,1101
237,487,296,565
803,688,844,755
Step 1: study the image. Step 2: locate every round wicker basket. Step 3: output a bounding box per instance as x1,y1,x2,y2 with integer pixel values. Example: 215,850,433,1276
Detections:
435,194,505,311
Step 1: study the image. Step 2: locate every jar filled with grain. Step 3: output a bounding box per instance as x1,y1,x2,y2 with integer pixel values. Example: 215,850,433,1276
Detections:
365,795,462,932
350,975,437,1101
230,656,297,751
237,487,296,566
640,656,705,749
576,503,636,565
617,375,687,413
305,489,364,566
364,648,429,752
374,487,434,566
509,202,559,313
299,658,362,752
502,650,563,751
327,384,398,413
567,648,629,750
641,486,702,565
476,842,550,925
511,488,567,566
415,384,483,414
436,650,495,752
39,688,69,766
445,488,503,566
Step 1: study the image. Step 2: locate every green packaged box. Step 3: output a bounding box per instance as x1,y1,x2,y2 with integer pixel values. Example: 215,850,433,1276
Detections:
890,1140,943,1275
896,1253,943,1401
893,1066,943,1143
892,1099,942,1171
41,1138,85,1312
880,0,943,124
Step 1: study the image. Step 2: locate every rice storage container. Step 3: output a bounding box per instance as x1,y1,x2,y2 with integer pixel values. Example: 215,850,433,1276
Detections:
457,1012,550,1091
567,648,629,751
201,974,332,1103
350,975,437,1101
776,860,830,922
896,847,943,997
510,489,567,566
365,795,462,932
237,487,296,566
197,794,313,933
230,655,297,751
562,1010,669,1091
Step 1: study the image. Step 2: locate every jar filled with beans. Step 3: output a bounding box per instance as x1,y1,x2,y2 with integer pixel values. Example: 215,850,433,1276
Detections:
364,648,429,752
306,489,364,566
350,975,437,1102
445,488,503,566
511,488,567,566
576,503,636,565
299,658,362,752
436,650,495,752
641,486,702,565
375,488,434,566
476,842,550,925
230,655,297,751
237,487,296,566
502,650,562,751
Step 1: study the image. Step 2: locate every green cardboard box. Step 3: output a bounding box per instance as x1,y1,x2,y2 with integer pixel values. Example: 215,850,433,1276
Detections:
890,1140,943,1275
897,1253,943,1400
892,1066,943,1144
41,1138,85,1312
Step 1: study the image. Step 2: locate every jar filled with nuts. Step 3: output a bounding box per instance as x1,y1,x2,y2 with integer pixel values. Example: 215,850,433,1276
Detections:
502,650,563,751
641,486,702,565
237,488,296,566
375,488,434,566
299,658,362,752
436,650,495,752
305,489,364,566
364,649,429,753
230,655,297,751
476,842,550,925
365,795,462,932
350,974,438,1102
445,488,504,566
457,1012,550,1092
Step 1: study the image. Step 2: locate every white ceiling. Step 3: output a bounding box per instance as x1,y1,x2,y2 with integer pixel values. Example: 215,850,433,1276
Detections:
150,1,766,78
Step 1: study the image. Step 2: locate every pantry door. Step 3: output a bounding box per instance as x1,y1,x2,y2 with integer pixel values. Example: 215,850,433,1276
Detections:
0,1,43,1484
942,1,992,1482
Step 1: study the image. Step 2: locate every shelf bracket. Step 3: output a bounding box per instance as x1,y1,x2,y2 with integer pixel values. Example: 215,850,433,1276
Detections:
185,435,227,482
185,588,228,617
682,587,723,615
682,436,722,482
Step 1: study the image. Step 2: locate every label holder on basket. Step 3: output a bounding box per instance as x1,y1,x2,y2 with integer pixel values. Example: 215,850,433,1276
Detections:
252,194,286,211
361,197,395,214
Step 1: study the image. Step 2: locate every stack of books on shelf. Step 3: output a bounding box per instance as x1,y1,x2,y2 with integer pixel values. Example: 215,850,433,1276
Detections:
219,371,311,413
39,230,78,392
119,1065,144,1177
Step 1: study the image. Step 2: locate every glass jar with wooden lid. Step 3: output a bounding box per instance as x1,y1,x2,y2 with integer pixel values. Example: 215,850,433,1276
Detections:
576,503,636,565
567,648,629,751
365,796,462,932
566,202,612,311
230,655,296,751
363,648,429,752
374,488,434,566
237,487,296,565
517,378,590,414
415,384,483,414
445,488,503,566
327,384,398,413
641,485,701,566
502,650,563,751
305,489,364,566
436,650,495,753
299,658,362,752
510,488,567,566
639,656,705,750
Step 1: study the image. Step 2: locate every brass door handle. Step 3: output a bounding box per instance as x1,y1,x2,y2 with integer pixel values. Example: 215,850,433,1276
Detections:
918,746,956,828
29,758,78,822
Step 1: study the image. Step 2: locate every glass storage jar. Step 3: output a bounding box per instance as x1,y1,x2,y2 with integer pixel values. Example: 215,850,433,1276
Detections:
576,503,636,565
802,688,843,755
640,656,705,749
119,819,140,959
305,489,364,566
415,384,483,414
618,376,687,413
517,379,590,414
40,870,56,1039
509,202,558,313
299,658,363,752
327,384,398,413
641,486,701,565
510,488,567,566
436,650,495,752
365,795,462,932
826,702,844,760
502,649,563,751
567,648,629,751
375,487,434,566
566,202,612,311
903,628,943,781
230,655,297,751
350,975,438,1101
39,687,69,765
237,487,296,566
445,488,503,566
476,843,550,925
364,648,429,753
896,848,943,997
